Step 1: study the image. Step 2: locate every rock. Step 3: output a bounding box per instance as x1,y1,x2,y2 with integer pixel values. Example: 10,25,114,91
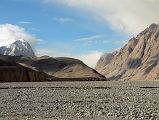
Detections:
96,23,159,81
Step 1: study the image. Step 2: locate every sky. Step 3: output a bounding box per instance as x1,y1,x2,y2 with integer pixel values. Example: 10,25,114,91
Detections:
0,0,159,68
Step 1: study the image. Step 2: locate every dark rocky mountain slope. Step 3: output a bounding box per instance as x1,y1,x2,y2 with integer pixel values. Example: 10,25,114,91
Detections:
0,55,106,82
0,59,51,82
36,56,105,79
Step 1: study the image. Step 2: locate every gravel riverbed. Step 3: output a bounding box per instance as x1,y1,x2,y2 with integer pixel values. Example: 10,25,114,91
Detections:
0,81,159,120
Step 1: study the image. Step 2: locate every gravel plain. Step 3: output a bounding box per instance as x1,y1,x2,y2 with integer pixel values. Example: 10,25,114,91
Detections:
1,81,159,120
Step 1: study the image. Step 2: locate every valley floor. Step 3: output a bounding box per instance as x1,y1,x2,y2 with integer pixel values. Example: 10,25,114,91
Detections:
1,81,159,120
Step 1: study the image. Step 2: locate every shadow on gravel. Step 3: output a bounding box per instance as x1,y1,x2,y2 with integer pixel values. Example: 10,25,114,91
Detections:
140,87,159,88
0,86,112,90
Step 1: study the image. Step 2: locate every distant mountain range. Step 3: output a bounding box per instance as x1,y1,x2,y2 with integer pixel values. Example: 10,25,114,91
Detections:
0,39,106,82
96,23,159,81
1,23,159,82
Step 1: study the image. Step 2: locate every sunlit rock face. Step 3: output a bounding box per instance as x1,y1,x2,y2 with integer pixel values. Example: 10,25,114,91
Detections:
96,23,159,81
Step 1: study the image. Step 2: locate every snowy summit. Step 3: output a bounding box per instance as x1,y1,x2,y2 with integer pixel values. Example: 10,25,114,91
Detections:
0,39,36,58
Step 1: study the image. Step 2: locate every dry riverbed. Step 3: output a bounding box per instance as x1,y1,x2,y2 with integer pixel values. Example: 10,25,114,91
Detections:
0,81,159,120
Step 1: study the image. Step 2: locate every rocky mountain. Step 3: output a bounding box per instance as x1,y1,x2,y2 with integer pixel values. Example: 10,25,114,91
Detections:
96,23,159,81
0,55,106,82
0,39,36,58
0,39,106,82
35,56,106,79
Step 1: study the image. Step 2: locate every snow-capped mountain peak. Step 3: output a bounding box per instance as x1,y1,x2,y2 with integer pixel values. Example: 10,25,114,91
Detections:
0,39,36,58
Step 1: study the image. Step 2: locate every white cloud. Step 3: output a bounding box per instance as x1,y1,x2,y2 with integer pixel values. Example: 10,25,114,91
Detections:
0,24,36,46
75,35,103,42
54,17,73,23
44,0,159,35
18,21,32,24
36,48,102,68
76,51,103,68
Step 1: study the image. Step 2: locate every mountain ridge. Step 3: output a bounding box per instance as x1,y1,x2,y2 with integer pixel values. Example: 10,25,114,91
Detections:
0,39,107,82
96,23,159,81
0,54,106,81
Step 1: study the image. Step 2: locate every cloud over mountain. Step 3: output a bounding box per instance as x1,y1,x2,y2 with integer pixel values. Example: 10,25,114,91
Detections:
0,24,36,46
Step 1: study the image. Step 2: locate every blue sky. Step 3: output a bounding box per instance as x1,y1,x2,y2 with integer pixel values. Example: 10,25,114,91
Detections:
0,0,158,67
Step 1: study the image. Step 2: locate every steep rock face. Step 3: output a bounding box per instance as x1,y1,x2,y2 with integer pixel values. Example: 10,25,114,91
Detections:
97,23,159,81
95,51,117,72
0,59,51,82
0,39,36,58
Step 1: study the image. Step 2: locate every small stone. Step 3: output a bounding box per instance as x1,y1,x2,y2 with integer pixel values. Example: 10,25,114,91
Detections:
98,111,102,115
107,113,113,116
33,116,36,119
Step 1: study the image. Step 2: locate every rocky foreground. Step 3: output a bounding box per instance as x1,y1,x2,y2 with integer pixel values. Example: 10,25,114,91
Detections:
1,81,159,120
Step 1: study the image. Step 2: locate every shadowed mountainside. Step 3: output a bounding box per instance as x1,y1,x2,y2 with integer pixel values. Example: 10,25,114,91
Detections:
0,55,106,82
0,59,51,82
